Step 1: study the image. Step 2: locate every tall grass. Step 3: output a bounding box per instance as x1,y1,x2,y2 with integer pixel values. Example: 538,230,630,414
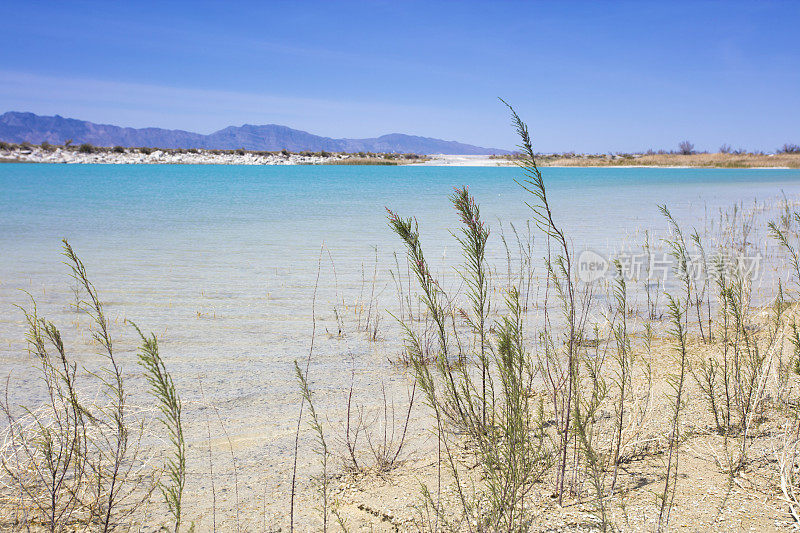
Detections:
451,186,490,423
131,324,186,532
503,100,583,507
294,362,331,532
657,294,688,531
388,182,553,528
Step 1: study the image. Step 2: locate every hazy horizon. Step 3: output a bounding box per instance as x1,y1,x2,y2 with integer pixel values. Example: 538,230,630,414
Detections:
2,0,799,153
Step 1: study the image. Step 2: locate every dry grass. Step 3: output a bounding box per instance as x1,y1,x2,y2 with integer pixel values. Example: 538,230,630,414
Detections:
537,152,800,168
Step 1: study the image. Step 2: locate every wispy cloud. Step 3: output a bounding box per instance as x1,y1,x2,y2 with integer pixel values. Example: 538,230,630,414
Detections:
0,70,504,145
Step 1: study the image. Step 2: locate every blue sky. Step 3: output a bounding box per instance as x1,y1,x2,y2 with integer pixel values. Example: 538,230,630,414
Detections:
1,0,798,152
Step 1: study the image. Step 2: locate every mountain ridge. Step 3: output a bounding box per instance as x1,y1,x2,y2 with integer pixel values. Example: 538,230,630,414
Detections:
0,111,509,155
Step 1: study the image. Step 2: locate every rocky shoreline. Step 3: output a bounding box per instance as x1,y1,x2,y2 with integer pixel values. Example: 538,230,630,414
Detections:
0,144,428,165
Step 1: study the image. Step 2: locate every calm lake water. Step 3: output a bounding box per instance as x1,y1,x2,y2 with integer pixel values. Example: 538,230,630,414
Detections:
2,163,800,396
2,163,800,524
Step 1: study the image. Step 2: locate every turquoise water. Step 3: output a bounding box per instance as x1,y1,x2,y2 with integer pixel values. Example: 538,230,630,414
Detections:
2,163,800,524
2,163,800,392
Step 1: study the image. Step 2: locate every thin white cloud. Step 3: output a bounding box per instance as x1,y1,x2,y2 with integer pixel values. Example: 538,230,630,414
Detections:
0,70,504,146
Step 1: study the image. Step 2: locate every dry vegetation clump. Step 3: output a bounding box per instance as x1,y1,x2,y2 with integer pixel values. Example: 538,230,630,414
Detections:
539,152,800,168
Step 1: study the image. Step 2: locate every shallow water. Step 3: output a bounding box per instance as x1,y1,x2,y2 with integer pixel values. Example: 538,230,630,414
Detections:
2,163,800,525
3,163,800,414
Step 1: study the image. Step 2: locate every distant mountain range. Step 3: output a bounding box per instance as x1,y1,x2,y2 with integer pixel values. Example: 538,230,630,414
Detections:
0,112,509,155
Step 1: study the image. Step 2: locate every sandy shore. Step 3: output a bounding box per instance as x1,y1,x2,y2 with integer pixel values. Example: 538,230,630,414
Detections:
421,154,514,166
